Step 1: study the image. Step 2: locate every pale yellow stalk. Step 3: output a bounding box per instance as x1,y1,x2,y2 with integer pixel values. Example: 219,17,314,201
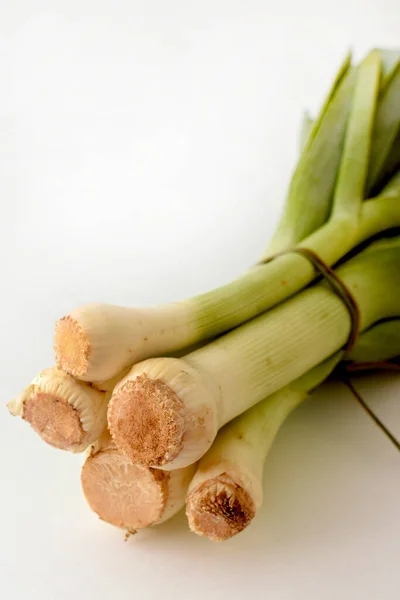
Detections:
107,239,400,470
54,177,400,384
185,356,339,541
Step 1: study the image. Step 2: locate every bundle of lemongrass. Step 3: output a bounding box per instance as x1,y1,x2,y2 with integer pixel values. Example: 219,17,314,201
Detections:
8,48,400,542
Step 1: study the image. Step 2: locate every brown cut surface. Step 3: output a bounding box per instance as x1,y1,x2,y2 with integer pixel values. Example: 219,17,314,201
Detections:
107,375,185,467
186,473,255,542
24,392,85,450
54,315,90,377
81,448,169,529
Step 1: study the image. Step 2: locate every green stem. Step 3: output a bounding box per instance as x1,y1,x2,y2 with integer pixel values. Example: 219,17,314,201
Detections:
203,353,342,483
187,310,400,541
331,51,381,218
377,48,400,92
189,238,400,425
192,182,400,342
305,51,352,146
367,61,400,192
346,319,400,363
269,58,356,250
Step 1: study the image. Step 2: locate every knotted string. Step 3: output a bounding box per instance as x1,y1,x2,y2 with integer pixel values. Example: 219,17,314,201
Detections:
259,248,399,452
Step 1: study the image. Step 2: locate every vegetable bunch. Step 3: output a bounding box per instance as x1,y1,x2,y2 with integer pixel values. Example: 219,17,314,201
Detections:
8,48,400,542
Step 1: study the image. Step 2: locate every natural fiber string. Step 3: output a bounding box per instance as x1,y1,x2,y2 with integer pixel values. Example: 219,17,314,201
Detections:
344,359,400,373
259,249,399,450
258,247,360,351
344,377,400,453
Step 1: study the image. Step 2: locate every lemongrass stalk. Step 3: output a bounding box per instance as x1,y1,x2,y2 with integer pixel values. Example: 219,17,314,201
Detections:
52,53,353,383
86,317,399,537
378,49,400,91
54,49,400,384
54,304,198,382
307,52,352,138
345,319,400,364
267,56,356,252
54,172,400,384
296,52,350,156
81,431,195,532
367,60,400,192
7,367,114,452
330,51,380,218
107,238,400,470
186,310,400,541
8,346,202,453
185,355,340,541
366,52,400,190
298,50,398,188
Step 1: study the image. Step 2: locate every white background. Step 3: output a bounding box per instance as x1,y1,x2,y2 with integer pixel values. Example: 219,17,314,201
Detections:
1,2,400,599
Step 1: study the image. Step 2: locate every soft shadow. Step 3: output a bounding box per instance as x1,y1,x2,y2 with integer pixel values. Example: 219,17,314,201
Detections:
130,380,400,560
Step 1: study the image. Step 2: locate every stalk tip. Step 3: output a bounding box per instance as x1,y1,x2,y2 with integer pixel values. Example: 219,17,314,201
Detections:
186,474,255,542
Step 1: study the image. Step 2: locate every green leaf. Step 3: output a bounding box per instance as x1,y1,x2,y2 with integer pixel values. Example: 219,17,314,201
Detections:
269,54,356,251
367,61,400,193
332,50,381,217
375,48,400,91
298,111,313,153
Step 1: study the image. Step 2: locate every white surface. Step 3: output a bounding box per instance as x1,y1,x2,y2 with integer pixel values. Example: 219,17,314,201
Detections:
1,2,400,599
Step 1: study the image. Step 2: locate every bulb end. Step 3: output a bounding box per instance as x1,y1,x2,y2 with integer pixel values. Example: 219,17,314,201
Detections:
24,392,85,451
81,446,168,529
186,473,256,542
108,375,185,468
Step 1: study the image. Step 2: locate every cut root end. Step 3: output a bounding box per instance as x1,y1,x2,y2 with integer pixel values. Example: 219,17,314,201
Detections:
54,315,90,378
24,393,85,451
107,375,184,468
81,445,170,530
186,474,256,542
9,367,108,452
